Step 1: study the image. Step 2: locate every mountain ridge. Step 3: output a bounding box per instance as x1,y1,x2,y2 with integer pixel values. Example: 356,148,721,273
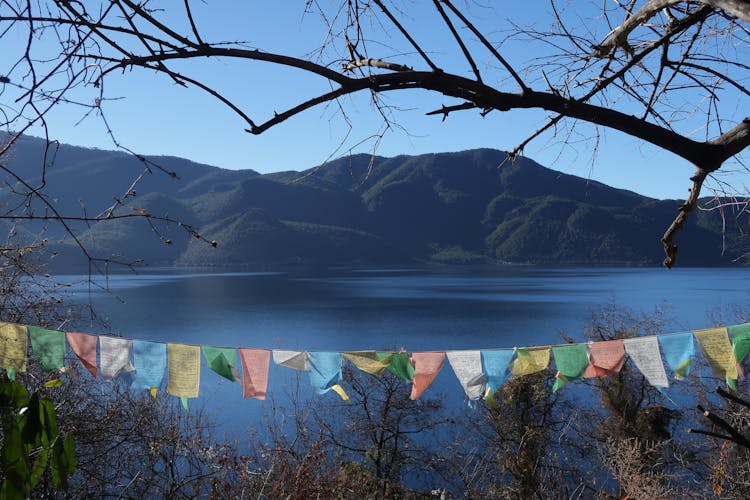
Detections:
1,133,747,268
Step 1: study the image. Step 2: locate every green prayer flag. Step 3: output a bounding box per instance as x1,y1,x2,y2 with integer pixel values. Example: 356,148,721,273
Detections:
552,373,567,392
202,346,238,382
727,377,739,391
181,396,189,410
728,324,750,390
377,351,414,382
552,343,589,391
29,326,66,372
730,324,750,365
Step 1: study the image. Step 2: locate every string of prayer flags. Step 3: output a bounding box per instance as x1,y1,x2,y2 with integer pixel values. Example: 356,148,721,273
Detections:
99,336,135,381
659,332,694,380
239,348,270,400
446,350,486,400
0,323,28,380
343,351,392,376
14,318,750,408
623,336,669,388
552,343,589,391
167,343,200,399
729,324,750,384
308,352,348,400
410,352,445,400
694,328,738,387
28,326,65,373
379,351,414,382
66,331,98,378
584,340,625,378
202,346,239,382
481,349,515,397
511,347,550,377
273,350,310,371
133,340,166,395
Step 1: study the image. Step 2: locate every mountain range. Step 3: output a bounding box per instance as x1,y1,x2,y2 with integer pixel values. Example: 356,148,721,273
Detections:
1,133,748,268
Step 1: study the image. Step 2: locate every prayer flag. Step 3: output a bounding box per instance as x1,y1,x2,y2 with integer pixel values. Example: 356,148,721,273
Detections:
727,324,750,391
694,328,738,381
730,324,750,364
378,351,414,382
623,336,669,388
510,347,550,377
239,348,270,400
552,343,589,391
28,326,65,372
343,351,392,375
659,332,694,380
0,323,27,378
446,350,485,400
133,340,166,391
66,331,98,378
273,350,310,371
584,340,625,378
309,352,345,397
202,346,239,382
99,336,134,381
481,349,515,395
410,352,445,400
167,343,200,399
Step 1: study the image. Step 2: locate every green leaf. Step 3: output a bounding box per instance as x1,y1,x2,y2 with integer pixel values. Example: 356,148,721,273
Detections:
29,447,50,490
21,394,42,445
39,398,59,447
43,379,64,388
0,379,29,409
1,418,30,500
51,434,76,490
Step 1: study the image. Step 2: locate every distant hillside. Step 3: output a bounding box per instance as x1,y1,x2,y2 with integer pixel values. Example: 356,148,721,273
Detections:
2,133,748,268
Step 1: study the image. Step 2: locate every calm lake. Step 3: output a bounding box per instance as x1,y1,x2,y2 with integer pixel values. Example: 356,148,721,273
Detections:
61,266,750,432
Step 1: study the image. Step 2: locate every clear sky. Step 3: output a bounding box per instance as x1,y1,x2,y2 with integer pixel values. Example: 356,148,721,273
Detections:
6,2,747,200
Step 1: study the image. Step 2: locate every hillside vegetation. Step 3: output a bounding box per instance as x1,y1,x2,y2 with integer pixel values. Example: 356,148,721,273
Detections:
2,135,747,268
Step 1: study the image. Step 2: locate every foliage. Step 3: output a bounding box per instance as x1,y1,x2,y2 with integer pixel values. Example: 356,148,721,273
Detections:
0,377,75,499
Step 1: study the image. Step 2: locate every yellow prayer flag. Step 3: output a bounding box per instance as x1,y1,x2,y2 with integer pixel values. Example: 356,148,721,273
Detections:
331,384,350,401
343,351,392,375
510,346,550,377
0,323,27,375
167,343,201,398
694,328,738,380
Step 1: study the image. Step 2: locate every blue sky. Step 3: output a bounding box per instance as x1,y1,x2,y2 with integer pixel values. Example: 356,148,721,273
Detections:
8,2,747,200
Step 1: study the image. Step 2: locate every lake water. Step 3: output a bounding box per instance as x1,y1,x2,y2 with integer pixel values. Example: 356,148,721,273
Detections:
61,266,750,434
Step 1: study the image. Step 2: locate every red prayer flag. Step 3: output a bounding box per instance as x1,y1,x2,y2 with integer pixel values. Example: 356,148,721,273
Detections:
584,339,625,378
239,348,270,400
410,352,445,400
66,331,98,378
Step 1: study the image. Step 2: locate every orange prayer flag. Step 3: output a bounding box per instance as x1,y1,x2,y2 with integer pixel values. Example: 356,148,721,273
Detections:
66,331,98,378
239,348,271,400
584,339,625,378
410,352,445,400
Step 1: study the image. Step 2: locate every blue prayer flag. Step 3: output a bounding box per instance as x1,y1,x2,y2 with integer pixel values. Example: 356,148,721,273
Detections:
658,332,694,380
482,349,516,393
309,351,343,394
133,340,167,390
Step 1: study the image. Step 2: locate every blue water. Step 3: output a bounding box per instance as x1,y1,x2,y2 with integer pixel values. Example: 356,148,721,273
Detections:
58,266,750,435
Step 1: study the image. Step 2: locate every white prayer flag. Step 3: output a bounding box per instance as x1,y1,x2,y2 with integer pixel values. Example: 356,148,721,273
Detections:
447,350,486,400
623,337,669,388
99,336,135,381
273,350,310,371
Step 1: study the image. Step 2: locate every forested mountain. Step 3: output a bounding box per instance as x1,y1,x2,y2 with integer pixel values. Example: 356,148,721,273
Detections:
2,134,747,268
